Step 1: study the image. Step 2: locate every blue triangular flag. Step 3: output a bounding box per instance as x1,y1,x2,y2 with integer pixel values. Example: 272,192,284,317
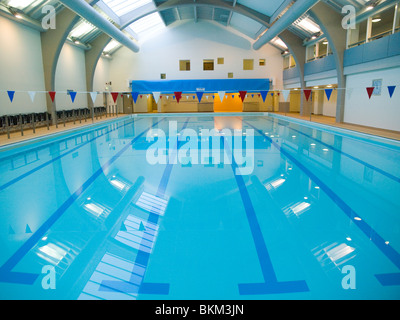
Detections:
139,221,146,231
325,88,333,101
132,92,139,104
25,224,32,233
388,86,396,98
196,91,204,102
260,90,269,102
69,91,77,103
7,91,15,102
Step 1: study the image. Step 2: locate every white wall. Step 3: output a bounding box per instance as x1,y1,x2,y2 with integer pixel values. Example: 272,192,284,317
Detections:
105,20,283,92
344,67,400,131
54,42,88,110
92,56,111,106
0,16,46,115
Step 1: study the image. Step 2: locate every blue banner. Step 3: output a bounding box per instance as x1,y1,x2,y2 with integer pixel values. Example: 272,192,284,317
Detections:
130,79,270,94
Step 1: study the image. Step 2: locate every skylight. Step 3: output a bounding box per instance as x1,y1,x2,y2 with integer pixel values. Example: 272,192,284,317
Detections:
70,21,97,39
103,39,121,53
293,17,321,34
7,0,36,9
102,0,153,17
270,36,288,49
128,12,165,40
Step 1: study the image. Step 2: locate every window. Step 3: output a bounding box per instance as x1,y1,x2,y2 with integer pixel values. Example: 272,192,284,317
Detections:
259,59,266,66
203,59,214,71
218,57,224,64
179,60,191,71
243,59,254,70
160,73,166,79
370,6,395,41
306,44,316,62
318,40,328,58
228,72,234,79
348,20,367,47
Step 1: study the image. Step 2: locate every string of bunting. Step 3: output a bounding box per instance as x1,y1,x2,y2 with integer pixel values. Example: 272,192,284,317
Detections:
1,85,397,105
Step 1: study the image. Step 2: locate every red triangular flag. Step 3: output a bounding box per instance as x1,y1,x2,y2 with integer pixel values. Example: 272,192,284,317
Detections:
174,92,182,103
48,91,56,102
239,91,247,102
304,89,312,101
366,87,375,99
111,92,119,103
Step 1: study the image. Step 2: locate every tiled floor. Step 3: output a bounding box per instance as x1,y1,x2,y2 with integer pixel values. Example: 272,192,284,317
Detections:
274,112,400,141
1,112,399,148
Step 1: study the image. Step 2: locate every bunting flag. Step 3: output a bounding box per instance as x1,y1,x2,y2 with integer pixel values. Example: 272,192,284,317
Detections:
153,92,161,103
239,91,247,102
111,92,119,103
260,90,269,102
28,91,36,103
282,90,290,102
89,92,98,104
218,91,226,103
304,89,312,101
325,88,333,101
388,86,396,98
132,92,139,103
7,91,15,102
366,87,375,99
69,91,77,103
196,91,204,102
174,92,182,103
49,91,56,102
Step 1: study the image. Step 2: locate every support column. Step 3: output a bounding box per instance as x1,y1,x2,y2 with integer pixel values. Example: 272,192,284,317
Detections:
310,2,347,123
85,34,112,109
40,10,81,124
279,30,306,115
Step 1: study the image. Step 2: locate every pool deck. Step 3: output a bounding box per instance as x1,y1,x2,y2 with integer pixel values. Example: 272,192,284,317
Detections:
1,112,399,147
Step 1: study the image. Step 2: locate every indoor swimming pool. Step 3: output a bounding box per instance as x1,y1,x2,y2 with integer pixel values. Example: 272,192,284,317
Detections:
0,113,399,300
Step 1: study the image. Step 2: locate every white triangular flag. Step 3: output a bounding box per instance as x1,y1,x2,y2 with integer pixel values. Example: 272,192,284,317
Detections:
153,92,161,103
28,91,36,103
89,92,98,104
282,90,290,102
218,91,226,103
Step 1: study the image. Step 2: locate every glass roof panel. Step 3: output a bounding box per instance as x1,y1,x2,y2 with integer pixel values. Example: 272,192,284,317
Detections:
102,0,153,17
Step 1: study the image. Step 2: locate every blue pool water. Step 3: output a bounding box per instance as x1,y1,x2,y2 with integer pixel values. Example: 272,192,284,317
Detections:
0,113,399,300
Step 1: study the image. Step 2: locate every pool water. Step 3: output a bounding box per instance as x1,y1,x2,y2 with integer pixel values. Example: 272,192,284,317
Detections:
0,114,399,300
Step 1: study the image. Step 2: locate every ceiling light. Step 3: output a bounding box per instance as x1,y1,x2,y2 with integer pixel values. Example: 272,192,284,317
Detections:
14,13,23,19
366,6,374,11
372,18,381,23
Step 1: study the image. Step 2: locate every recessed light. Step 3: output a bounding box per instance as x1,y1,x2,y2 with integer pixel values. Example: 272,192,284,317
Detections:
14,13,23,19
372,18,381,23
366,6,374,11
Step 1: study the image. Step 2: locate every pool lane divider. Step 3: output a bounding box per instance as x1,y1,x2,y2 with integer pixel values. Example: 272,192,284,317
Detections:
0,117,140,193
0,117,166,285
222,136,309,295
99,117,191,296
244,119,400,287
261,116,400,184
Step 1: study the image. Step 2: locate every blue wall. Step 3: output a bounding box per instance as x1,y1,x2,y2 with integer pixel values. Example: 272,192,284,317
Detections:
304,54,336,76
344,32,400,67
